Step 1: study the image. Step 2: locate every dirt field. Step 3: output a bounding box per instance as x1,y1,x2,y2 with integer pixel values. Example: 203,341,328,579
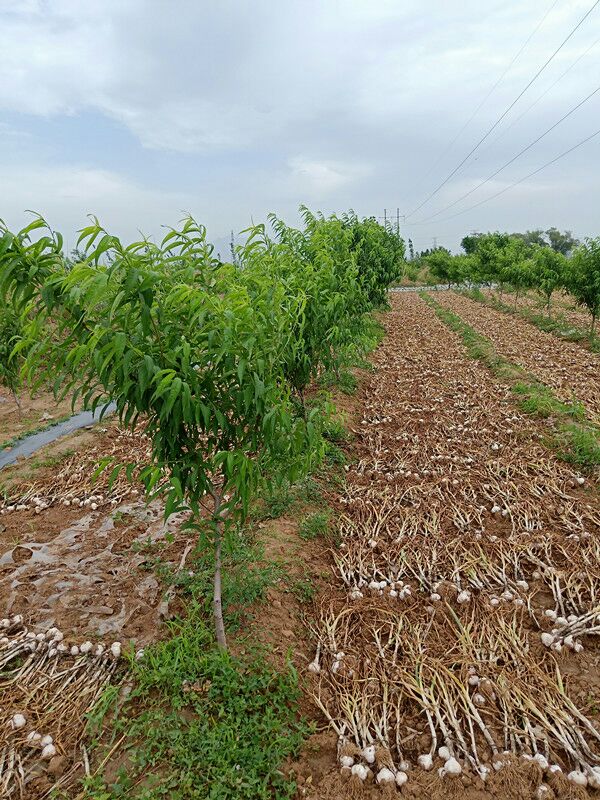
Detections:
0,386,77,447
297,293,600,799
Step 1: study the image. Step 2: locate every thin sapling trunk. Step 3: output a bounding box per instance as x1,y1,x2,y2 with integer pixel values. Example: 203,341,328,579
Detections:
212,489,227,650
11,391,22,419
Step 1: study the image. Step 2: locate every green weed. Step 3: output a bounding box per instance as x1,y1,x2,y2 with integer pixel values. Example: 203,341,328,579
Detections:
82,611,308,800
298,510,331,541
289,575,317,604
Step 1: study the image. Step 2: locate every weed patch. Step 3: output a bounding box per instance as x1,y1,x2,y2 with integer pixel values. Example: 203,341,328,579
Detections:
298,510,331,541
82,612,308,800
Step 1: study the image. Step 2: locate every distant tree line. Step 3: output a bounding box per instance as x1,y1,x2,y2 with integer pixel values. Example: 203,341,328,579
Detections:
416,228,600,336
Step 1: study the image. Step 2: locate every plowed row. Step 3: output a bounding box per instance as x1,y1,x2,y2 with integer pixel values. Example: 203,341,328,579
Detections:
435,292,600,423
306,293,600,799
480,289,596,334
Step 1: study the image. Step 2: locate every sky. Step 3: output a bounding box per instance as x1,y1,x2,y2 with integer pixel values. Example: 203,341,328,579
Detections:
0,0,599,255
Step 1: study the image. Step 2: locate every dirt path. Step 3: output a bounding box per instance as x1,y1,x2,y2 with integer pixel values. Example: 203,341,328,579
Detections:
436,291,600,423
298,293,600,799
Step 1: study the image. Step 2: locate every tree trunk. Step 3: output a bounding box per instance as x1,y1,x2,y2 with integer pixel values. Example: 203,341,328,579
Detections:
297,387,307,420
11,391,22,419
592,312,597,339
212,491,227,650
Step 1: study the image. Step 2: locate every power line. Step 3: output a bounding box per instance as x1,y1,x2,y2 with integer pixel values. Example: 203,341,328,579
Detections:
414,125,600,225
413,83,600,223
478,33,600,157
417,0,561,187
405,0,600,219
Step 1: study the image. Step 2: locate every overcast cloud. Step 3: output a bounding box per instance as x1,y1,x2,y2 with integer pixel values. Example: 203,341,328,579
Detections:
1,0,598,254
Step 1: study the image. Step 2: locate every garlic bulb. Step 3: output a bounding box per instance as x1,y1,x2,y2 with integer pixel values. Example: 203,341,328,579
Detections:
41,743,56,759
443,757,462,776
110,642,122,659
567,770,588,786
533,754,548,770
362,744,376,764
376,767,395,784
587,766,600,789
395,770,408,786
351,763,368,781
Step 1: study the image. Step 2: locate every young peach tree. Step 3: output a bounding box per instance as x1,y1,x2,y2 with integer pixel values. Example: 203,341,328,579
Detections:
0,302,23,413
0,216,315,650
568,237,600,336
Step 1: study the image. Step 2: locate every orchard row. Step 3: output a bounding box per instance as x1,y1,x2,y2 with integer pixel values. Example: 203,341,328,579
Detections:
0,209,404,647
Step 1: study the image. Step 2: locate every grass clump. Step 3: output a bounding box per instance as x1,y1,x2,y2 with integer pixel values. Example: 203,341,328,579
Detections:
82,527,309,799
555,423,600,467
319,367,358,395
289,574,317,604
298,510,331,541
511,382,585,422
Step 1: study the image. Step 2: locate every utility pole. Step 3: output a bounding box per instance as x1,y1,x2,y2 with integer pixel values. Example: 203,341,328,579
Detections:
433,237,438,250
395,209,406,239
384,208,387,229
230,230,236,267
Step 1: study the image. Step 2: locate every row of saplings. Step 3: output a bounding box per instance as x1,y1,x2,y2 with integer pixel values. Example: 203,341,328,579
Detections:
423,232,600,334
0,207,404,648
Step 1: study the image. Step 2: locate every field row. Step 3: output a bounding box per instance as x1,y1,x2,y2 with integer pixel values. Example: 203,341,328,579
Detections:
436,292,600,423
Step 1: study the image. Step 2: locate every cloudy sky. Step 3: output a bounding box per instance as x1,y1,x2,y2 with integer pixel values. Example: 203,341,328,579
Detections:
1,0,599,255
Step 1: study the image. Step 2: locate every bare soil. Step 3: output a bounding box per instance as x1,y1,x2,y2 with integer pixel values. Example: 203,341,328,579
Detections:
0,386,77,446
290,293,600,799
